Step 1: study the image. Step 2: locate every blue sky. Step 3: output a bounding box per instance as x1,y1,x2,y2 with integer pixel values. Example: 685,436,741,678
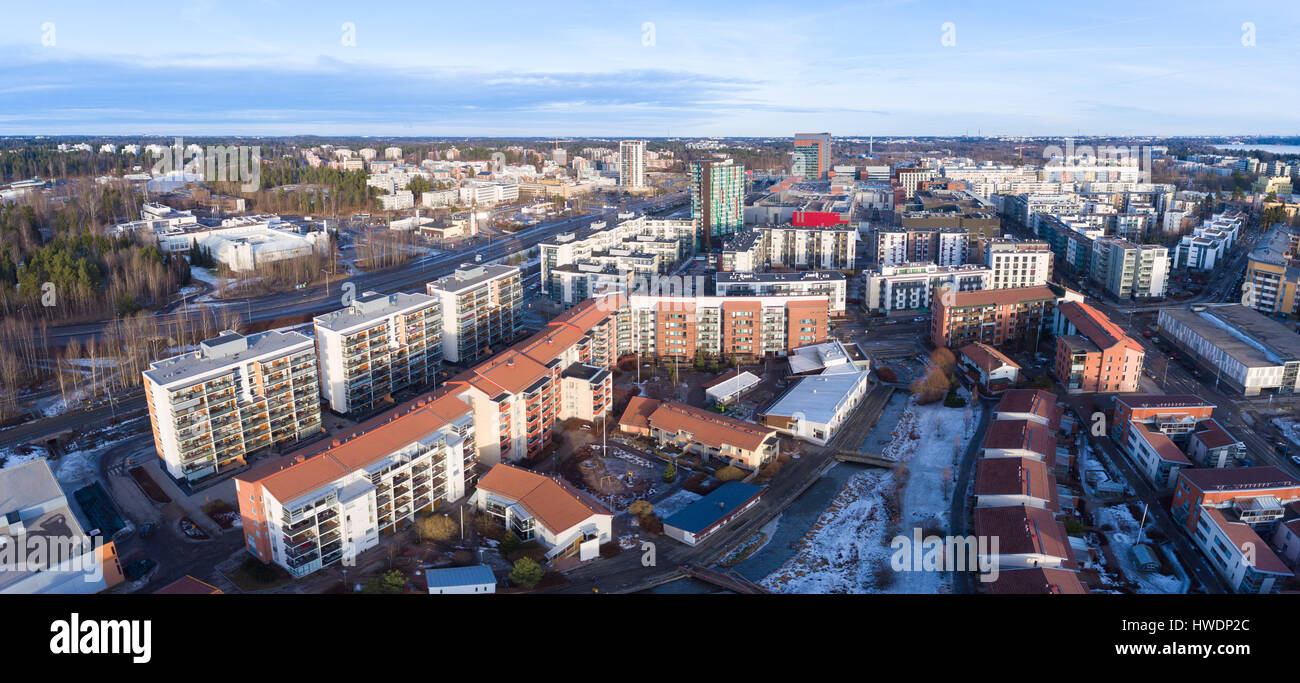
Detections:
0,0,1298,136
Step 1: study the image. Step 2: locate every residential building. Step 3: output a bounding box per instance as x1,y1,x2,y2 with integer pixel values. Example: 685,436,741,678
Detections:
1188,418,1246,468
863,262,990,313
974,456,1058,510
690,159,745,247
1052,300,1144,394
540,215,696,303
619,140,647,189
958,342,1022,394
714,271,847,314
427,264,524,364
629,398,779,469
1092,238,1168,300
313,291,443,417
983,238,1053,289
471,463,613,564
757,224,857,271
0,460,125,594
974,504,1077,570
620,294,830,361
991,389,1063,430
930,285,1061,349
1112,395,1214,489
1157,304,1300,396
145,330,323,483
1242,223,1300,315
1170,467,1300,593
235,387,475,578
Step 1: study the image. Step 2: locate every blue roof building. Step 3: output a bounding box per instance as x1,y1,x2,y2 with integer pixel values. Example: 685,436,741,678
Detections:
424,564,497,594
663,482,765,546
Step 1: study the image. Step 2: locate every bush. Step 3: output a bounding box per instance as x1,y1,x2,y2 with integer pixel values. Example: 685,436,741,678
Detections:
714,465,746,483
875,366,898,382
509,557,544,589
500,531,522,556
943,391,967,408
361,569,406,594
599,542,623,559
638,513,664,534
415,514,458,542
1063,518,1086,535
627,500,654,517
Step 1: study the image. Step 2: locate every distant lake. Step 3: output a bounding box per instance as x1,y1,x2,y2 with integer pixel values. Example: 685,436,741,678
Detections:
1213,143,1300,155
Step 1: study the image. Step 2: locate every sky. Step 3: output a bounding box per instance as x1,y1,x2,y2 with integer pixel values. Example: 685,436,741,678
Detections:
0,0,1298,137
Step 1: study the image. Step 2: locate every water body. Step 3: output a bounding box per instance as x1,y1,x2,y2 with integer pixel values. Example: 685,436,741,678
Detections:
1213,143,1300,155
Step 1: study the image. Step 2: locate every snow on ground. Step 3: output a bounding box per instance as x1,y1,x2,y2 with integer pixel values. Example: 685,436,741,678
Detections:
1091,503,1184,594
651,489,702,519
0,445,48,470
760,394,978,594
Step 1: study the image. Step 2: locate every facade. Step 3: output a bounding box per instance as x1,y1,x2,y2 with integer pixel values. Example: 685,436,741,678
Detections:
1092,238,1168,300
619,140,647,189
974,456,1057,510
1157,304,1300,396
540,215,697,304
690,159,745,247
235,388,475,578
974,504,1076,570
792,132,831,180
758,224,857,271
313,291,442,416
1170,467,1300,593
863,262,990,313
619,294,830,361
1052,300,1144,394
1112,394,1214,489
663,482,765,546
427,264,523,364
983,238,1053,289
874,226,969,267
759,369,872,445
0,459,125,594
930,285,1061,349
958,341,1021,393
714,270,847,314
472,463,613,564
145,330,322,482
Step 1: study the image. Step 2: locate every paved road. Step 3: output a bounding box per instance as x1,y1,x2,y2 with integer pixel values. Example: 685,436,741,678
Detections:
949,396,992,594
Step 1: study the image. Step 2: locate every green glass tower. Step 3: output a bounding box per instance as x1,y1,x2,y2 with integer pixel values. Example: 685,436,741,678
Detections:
690,159,745,249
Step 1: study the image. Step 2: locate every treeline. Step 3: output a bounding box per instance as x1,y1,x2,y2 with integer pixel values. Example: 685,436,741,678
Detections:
252,164,377,214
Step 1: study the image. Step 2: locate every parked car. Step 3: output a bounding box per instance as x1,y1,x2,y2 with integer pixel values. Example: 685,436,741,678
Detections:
124,558,157,582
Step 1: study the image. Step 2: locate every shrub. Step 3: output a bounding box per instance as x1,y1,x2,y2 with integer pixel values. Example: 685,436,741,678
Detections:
943,390,967,408
509,557,544,589
500,531,521,556
875,366,898,382
415,514,458,542
627,500,654,517
714,465,746,483
638,513,664,534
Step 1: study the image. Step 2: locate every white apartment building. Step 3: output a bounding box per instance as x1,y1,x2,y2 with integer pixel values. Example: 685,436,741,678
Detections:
1094,238,1169,299
458,180,520,206
145,330,323,483
619,140,647,189
984,238,1053,289
714,271,848,314
384,146,403,160
427,264,524,364
758,224,857,271
863,262,990,313
236,388,474,578
541,214,696,302
897,169,936,198
314,291,443,417
471,463,613,564
378,190,415,211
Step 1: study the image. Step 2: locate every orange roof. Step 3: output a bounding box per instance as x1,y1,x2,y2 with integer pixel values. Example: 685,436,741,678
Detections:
619,395,661,431
238,386,472,503
987,568,1087,594
1202,507,1293,575
1133,422,1191,464
476,463,610,534
995,389,1063,429
154,575,223,595
1057,300,1143,352
982,419,1057,463
647,401,775,452
959,342,1022,373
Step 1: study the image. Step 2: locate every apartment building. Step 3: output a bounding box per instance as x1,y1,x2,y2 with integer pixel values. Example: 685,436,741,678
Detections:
1090,238,1168,300
450,299,618,465
472,463,613,564
619,294,829,361
930,285,1061,349
758,224,857,271
1051,300,1144,394
714,271,847,314
863,262,990,313
541,215,697,301
1157,304,1300,396
235,388,475,578
873,227,967,267
983,238,1053,289
1243,223,1300,316
314,291,442,417
1170,467,1300,593
427,264,523,364
145,330,323,483
690,159,745,247
619,140,647,189
621,397,780,470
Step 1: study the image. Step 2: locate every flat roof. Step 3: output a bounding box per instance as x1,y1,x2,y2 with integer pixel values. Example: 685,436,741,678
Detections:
1160,304,1300,367
144,329,312,387
761,370,871,425
428,264,519,293
663,482,764,535
716,270,845,284
424,564,496,589
314,291,437,333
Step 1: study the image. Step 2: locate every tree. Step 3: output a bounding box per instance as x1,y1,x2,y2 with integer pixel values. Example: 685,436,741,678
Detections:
361,569,407,594
415,514,458,542
662,459,677,483
509,557,544,589
500,531,521,557
715,465,745,482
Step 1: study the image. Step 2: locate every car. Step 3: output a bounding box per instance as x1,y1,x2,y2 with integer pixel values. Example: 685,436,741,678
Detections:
1142,330,1152,338
124,558,157,582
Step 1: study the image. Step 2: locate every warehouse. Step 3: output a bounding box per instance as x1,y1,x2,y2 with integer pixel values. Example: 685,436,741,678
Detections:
1156,304,1300,396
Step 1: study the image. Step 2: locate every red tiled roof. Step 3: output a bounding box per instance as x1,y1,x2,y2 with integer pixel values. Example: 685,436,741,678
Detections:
1202,507,1293,576
647,401,775,452
1057,300,1143,352
476,463,611,534
1133,422,1191,464
974,505,1076,568
619,395,661,431
959,342,1021,373
1192,419,1239,450
982,419,1057,461
986,568,1087,594
975,457,1058,510
994,389,1062,430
